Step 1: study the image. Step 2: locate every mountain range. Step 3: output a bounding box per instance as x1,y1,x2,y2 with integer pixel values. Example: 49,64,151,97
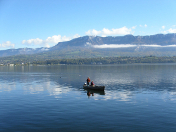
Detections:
1,33,176,58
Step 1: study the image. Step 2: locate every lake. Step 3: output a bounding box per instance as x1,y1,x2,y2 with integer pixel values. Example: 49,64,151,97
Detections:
0,64,176,132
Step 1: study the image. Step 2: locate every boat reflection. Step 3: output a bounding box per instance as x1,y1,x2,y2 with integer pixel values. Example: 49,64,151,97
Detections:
85,89,105,97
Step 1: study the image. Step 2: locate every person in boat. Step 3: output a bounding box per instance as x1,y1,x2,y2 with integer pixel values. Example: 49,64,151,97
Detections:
91,81,95,86
86,77,90,86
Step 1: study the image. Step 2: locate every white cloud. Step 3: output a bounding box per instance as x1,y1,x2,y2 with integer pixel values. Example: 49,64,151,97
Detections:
162,27,176,34
73,34,80,38
92,44,137,48
22,34,80,48
101,35,107,37
45,35,70,44
132,26,137,29
162,31,167,34
143,45,176,47
0,41,15,48
162,26,165,29
86,26,133,36
22,38,43,45
87,43,176,49
168,28,176,33
91,29,102,35
139,24,147,27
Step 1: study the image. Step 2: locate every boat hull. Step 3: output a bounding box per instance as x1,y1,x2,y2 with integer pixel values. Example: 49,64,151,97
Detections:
83,85,105,91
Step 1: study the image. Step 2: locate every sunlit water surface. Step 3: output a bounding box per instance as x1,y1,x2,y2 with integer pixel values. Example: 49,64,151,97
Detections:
0,64,176,132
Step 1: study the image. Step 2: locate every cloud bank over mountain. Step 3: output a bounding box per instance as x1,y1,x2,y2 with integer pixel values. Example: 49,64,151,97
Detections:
1,25,176,50
90,44,176,49
21,34,81,48
1,33,176,58
0,41,15,48
85,27,133,37
19,26,176,49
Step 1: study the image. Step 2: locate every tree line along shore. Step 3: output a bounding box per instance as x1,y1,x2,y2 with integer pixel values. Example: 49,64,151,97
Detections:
2,56,176,66
23,56,176,65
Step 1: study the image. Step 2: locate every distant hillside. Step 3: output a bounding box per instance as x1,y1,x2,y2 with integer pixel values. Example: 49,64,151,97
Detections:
51,33,176,50
1,33,176,65
0,47,49,57
1,33,176,58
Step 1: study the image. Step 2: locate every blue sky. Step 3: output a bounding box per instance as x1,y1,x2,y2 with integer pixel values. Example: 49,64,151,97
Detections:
0,0,176,50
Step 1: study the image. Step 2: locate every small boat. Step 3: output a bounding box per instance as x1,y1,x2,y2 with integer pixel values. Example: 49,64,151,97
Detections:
83,85,105,91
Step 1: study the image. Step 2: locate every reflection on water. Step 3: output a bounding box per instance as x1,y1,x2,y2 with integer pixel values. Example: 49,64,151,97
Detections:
85,89,105,98
1,64,176,99
1,64,176,131
87,91,94,97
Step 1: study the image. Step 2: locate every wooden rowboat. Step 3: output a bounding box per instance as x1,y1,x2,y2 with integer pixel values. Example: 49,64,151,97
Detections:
83,85,105,91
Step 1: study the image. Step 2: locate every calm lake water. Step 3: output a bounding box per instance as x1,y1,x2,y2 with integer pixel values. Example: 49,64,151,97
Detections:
0,64,176,132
